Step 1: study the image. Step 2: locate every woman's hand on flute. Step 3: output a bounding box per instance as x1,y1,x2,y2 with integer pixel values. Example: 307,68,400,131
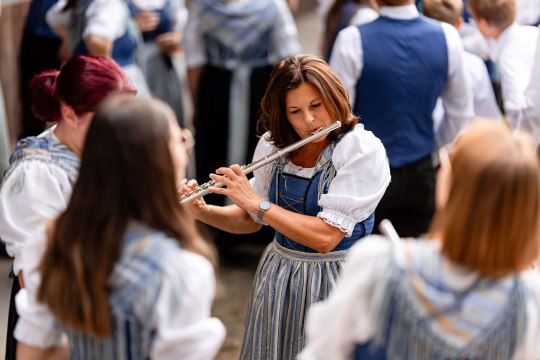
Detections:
179,179,210,219
209,165,261,214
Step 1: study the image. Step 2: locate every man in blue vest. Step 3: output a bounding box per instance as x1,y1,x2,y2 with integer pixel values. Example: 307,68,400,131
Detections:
330,0,473,237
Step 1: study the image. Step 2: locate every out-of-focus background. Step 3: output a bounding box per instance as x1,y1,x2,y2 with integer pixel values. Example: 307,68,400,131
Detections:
0,1,321,358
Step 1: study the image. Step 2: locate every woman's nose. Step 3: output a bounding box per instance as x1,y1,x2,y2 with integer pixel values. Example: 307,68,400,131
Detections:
305,111,315,123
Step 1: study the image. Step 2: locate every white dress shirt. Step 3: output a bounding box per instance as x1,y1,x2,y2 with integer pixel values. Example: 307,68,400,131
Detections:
489,23,538,128
433,51,501,132
349,5,379,27
329,4,473,147
524,25,540,136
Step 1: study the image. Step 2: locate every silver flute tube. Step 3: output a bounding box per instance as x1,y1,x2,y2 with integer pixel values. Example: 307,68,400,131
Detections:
180,121,342,204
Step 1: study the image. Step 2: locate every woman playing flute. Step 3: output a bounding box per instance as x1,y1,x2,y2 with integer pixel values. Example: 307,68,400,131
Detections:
183,54,391,360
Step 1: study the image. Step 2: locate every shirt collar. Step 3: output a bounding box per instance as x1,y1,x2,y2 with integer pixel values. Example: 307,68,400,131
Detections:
379,4,419,20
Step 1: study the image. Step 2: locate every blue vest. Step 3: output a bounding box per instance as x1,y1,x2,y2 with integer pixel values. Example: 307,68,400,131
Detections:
64,225,180,360
71,0,137,67
269,141,374,253
354,16,448,168
25,0,60,39
6,127,80,185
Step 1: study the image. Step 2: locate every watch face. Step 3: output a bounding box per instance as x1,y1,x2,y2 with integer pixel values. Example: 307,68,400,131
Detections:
260,200,271,210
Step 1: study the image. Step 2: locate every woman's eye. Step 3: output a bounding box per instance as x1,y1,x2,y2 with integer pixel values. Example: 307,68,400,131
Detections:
311,103,321,108
290,109,300,114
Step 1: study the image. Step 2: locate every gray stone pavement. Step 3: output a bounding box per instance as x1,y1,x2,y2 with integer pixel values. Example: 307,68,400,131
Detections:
0,6,323,360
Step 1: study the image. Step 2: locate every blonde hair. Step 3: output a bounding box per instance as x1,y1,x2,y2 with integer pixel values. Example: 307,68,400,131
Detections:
423,0,463,25
430,120,540,277
468,0,515,30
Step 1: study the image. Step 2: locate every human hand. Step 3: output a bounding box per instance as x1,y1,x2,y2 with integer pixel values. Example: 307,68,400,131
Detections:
135,11,160,32
179,179,210,219
156,32,181,55
209,165,261,213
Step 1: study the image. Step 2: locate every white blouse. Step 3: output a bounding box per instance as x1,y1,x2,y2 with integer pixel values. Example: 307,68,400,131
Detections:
0,156,73,276
14,233,226,360
299,236,540,360
249,125,391,236
47,0,128,42
489,23,538,128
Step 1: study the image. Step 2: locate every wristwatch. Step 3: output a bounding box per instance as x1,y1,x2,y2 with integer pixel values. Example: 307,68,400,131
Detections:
257,200,272,222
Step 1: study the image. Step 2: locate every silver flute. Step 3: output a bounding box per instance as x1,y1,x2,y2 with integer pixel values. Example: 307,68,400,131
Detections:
180,121,342,204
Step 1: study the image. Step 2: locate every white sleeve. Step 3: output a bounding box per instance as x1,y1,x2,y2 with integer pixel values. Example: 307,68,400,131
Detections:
298,236,393,360
269,0,302,62
459,22,490,60
498,30,538,128
329,26,363,107
465,52,501,121
249,133,276,199
150,251,226,360
0,161,71,275
436,23,474,147
173,0,189,34
46,0,70,29
83,0,128,41
183,2,206,68
14,237,65,348
318,128,390,236
524,26,540,136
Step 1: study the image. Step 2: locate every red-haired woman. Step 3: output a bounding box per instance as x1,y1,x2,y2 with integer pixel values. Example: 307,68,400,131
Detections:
0,54,136,360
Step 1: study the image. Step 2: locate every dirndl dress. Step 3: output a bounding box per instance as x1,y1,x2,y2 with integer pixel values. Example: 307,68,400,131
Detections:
240,144,375,360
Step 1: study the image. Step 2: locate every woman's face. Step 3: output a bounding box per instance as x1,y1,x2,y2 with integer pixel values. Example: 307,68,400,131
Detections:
168,121,189,184
284,82,333,142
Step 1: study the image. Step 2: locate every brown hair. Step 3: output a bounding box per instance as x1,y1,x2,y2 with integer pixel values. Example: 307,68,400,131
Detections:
258,54,356,149
37,95,215,337
423,0,463,25
430,120,540,277
468,0,515,30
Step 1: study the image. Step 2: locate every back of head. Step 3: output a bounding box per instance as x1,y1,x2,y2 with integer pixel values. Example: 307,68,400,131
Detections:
78,95,180,225
423,0,463,25
433,120,540,277
30,55,136,123
259,54,355,147
468,0,515,29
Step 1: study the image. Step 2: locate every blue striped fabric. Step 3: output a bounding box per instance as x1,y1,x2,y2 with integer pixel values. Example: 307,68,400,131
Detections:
7,127,80,185
240,241,347,360
63,225,179,360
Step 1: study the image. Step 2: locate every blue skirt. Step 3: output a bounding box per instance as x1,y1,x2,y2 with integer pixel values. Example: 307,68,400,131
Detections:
240,240,347,360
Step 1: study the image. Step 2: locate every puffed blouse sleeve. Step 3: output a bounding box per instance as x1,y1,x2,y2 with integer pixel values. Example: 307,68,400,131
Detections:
249,132,276,199
150,249,226,359
318,126,390,237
